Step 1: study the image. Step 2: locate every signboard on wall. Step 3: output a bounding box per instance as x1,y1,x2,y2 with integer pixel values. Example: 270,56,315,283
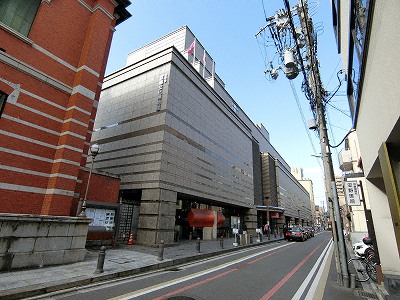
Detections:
344,180,361,206
86,208,115,230
270,212,280,219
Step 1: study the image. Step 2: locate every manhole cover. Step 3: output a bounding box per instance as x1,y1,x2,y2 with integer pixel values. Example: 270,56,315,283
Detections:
108,258,135,264
354,289,378,299
166,297,195,300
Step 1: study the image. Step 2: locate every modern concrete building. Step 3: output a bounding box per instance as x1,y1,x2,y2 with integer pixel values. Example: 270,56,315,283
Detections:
91,26,311,246
338,131,369,239
291,167,316,226
332,0,400,293
314,205,326,229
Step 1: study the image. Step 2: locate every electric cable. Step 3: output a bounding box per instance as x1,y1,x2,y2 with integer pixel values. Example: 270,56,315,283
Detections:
326,102,351,117
326,59,342,88
289,80,323,172
329,128,355,148
325,69,345,104
326,105,339,159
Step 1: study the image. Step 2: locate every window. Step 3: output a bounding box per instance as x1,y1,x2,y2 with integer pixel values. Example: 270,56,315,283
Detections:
0,90,7,117
352,0,368,57
0,0,41,36
231,102,238,114
347,0,372,122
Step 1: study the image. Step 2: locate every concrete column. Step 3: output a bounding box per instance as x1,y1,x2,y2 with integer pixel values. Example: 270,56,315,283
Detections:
137,188,177,246
202,211,218,240
243,208,257,236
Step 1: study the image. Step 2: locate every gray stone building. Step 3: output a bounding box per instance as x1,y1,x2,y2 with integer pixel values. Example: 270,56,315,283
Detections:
91,26,310,246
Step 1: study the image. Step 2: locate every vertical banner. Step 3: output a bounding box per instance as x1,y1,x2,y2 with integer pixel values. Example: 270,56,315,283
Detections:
344,180,361,206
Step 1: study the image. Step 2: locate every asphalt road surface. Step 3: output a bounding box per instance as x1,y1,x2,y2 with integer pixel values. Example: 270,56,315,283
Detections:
30,232,333,300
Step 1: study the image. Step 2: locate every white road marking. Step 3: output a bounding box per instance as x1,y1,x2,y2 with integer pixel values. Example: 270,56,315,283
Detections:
110,243,293,300
291,238,333,300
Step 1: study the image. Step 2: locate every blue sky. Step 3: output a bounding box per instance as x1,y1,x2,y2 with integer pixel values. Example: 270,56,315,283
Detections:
105,0,352,206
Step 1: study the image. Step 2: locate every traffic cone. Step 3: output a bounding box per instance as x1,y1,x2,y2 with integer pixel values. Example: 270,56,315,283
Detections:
127,232,133,245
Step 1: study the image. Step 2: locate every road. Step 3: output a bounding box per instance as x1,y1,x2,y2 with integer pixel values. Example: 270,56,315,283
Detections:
33,232,333,300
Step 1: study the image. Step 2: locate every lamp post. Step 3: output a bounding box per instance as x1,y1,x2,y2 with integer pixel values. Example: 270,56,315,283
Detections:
79,143,100,217
264,197,270,240
298,209,301,226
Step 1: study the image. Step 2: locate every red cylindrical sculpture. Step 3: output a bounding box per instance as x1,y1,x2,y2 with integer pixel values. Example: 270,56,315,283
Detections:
187,209,225,228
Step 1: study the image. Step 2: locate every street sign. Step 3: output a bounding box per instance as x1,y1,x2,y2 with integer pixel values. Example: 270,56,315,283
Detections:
344,181,361,206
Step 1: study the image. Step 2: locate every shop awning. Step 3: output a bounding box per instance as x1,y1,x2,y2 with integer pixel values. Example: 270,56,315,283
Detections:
256,205,285,213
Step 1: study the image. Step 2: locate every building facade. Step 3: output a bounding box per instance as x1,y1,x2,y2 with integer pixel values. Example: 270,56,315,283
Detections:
291,167,316,226
0,0,130,216
332,0,400,293
338,131,369,239
0,0,131,269
91,26,311,246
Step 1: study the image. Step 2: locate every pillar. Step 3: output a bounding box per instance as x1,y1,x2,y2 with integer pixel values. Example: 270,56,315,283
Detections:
137,188,177,246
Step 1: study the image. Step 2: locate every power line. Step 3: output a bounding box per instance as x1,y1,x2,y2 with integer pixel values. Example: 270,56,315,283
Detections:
256,0,350,286
289,80,324,173
261,0,268,20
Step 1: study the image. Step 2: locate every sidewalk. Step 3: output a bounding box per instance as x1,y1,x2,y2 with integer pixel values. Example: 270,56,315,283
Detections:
0,234,385,300
323,238,387,300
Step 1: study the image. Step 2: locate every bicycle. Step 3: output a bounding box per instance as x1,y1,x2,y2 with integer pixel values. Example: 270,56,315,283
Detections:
347,238,377,282
347,255,376,282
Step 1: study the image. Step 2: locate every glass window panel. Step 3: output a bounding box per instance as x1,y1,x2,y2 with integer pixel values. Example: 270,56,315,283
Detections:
0,0,41,36
349,43,361,118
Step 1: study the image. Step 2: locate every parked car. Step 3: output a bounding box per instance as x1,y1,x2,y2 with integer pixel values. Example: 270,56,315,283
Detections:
304,226,314,238
285,226,307,242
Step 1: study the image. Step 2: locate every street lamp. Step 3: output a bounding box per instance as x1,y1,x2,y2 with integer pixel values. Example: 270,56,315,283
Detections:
79,143,100,217
264,197,270,240
297,209,301,225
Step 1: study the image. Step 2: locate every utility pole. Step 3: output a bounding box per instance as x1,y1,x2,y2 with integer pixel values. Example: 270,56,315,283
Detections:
296,1,349,287
256,0,349,287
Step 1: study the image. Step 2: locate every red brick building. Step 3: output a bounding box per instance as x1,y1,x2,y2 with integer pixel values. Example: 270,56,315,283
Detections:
0,1,130,217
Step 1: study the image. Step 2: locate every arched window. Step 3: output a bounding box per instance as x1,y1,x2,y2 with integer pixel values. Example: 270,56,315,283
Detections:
0,0,41,36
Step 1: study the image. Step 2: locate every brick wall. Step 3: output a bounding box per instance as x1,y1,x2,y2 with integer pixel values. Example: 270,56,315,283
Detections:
0,0,129,216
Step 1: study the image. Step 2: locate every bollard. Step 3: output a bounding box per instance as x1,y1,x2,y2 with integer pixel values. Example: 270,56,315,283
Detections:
250,234,253,244
350,273,356,289
233,234,238,247
196,237,201,253
94,246,106,274
220,237,224,249
157,240,165,261
259,232,262,242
